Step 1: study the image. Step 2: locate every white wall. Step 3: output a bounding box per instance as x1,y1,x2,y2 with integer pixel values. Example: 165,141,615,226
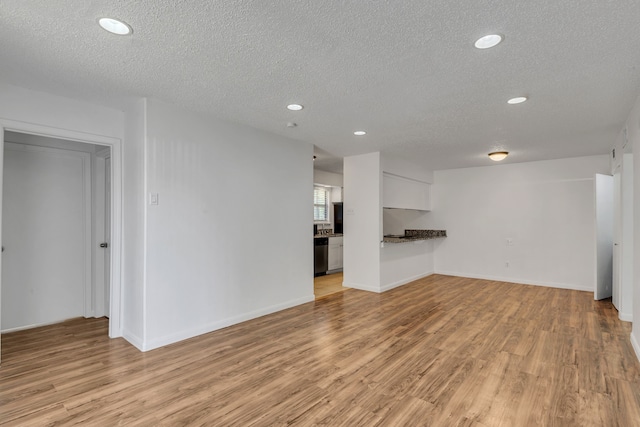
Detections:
314,169,343,187
381,154,434,184
431,156,610,291
624,93,640,361
121,98,146,347
380,240,435,291
383,209,430,236
620,154,634,320
142,99,313,350
0,84,124,138
343,152,382,292
379,153,435,290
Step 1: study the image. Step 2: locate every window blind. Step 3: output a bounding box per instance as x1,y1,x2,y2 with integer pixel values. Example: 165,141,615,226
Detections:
314,187,329,221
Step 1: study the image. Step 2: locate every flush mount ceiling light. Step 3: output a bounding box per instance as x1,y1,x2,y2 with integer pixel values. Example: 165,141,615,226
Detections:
488,151,509,161
98,18,132,35
287,104,303,111
474,34,503,49
354,131,366,136
507,96,528,104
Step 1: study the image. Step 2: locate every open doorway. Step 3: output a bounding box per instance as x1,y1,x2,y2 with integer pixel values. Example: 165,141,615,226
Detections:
1,131,112,334
313,165,347,299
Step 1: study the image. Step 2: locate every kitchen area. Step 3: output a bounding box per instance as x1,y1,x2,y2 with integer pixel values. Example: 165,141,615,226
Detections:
313,169,345,298
314,155,447,297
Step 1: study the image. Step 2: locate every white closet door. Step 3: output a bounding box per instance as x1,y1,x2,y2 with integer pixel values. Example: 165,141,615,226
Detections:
2,143,90,331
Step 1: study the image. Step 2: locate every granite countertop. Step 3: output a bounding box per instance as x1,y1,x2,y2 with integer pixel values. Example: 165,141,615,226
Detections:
383,229,446,243
314,233,343,238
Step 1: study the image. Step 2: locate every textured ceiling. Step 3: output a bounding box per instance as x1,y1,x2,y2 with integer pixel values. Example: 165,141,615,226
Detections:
2,1,640,173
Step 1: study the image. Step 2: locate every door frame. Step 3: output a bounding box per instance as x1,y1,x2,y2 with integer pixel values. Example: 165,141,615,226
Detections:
1,119,123,338
94,147,111,318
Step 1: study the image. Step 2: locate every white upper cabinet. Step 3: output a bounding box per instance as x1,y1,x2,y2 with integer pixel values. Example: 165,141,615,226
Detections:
382,172,431,211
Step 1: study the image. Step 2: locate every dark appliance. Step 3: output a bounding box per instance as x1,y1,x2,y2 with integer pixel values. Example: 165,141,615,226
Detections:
314,237,328,276
333,202,343,234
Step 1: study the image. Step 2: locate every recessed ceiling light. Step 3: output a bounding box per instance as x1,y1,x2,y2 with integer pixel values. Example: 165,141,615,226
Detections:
287,104,303,111
507,96,528,104
488,151,509,161
474,34,503,49
354,131,366,136
98,18,132,35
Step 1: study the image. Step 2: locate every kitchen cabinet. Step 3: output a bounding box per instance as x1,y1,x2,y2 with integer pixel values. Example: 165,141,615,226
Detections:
328,236,343,271
382,172,431,211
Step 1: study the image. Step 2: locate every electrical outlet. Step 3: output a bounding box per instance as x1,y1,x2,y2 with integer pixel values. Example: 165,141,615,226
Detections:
506,238,513,246
505,261,509,267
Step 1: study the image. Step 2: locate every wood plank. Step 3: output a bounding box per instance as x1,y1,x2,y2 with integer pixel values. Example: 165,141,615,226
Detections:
1,275,639,425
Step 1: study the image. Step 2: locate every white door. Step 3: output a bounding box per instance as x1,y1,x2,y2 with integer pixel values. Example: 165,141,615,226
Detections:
594,174,613,301
612,168,621,310
1,143,90,331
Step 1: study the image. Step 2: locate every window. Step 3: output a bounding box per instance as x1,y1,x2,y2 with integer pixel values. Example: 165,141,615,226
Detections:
314,187,329,221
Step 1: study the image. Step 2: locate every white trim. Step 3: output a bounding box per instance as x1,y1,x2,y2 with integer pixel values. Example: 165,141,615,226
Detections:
123,329,145,352
142,100,149,346
93,154,107,318
342,281,381,293
343,271,435,294
619,312,633,322
140,295,315,352
1,318,83,334
380,271,435,292
433,270,594,292
0,118,124,339
631,333,640,363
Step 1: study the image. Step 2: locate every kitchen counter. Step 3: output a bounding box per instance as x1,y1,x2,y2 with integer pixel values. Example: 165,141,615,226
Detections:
383,229,446,243
314,233,343,238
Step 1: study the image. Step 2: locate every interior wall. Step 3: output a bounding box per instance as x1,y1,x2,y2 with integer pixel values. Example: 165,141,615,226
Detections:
381,154,434,184
379,153,435,290
121,98,146,347
314,169,343,187
625,92,640,361
142,98,313,350
430,155,610,291
343,152,382,292
620,154,634,320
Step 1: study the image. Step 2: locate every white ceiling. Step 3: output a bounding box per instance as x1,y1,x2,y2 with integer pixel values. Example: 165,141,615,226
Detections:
2,1,640,173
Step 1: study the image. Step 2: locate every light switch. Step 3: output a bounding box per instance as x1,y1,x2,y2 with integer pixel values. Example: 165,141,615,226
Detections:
506,238,513,246
149,193,159,205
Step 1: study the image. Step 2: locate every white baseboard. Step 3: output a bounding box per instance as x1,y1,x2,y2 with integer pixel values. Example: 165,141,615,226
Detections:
343,281,381,293
122,329,145,351
380,271,435,292
140,294,315,352
631,333,640,363
619,312,633,322
343,271,435,294
1,317,81,334
434,270,593,292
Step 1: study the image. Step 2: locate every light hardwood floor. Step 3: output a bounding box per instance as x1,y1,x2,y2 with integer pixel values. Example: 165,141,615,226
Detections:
314,272,346,299
2,275,640,426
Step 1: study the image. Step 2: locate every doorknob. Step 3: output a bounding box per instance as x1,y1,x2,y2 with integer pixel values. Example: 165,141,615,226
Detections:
99,243,108,248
